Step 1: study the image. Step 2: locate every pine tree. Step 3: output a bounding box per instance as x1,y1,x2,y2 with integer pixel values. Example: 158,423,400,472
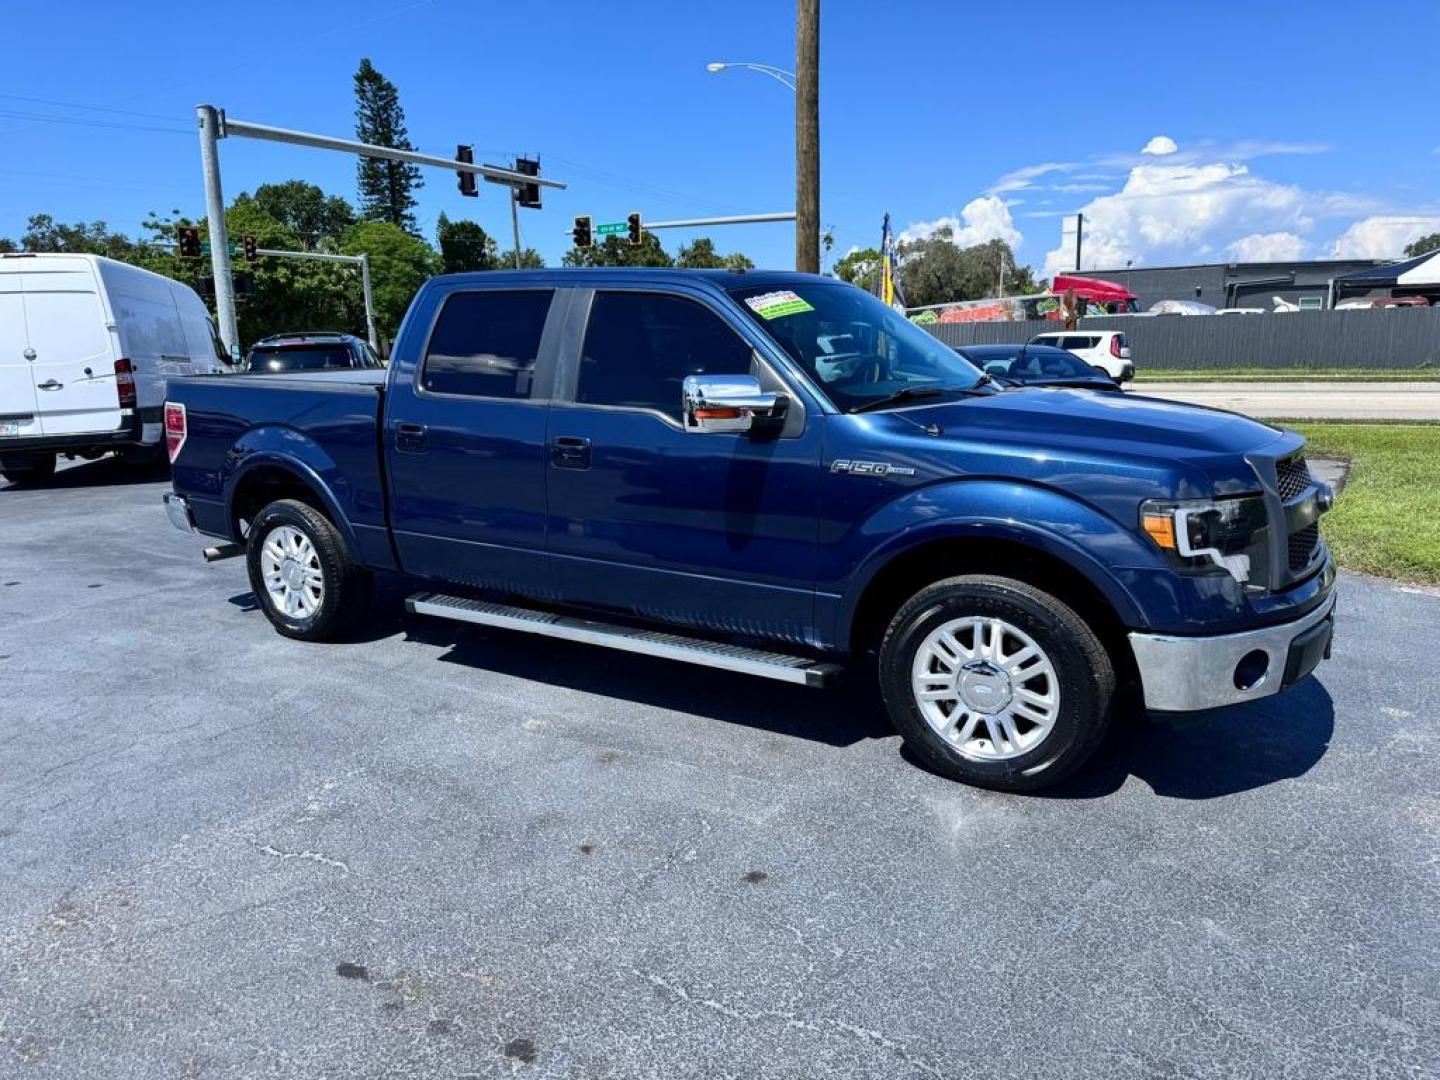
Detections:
353,58,423,234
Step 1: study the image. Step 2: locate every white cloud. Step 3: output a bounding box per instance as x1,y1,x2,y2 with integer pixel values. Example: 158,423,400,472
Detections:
901,195,1022,249
1041,159,1313,277
1328,216,1440,258
1227,231,1307,261
986,162,1075,195
1142,135,1178,156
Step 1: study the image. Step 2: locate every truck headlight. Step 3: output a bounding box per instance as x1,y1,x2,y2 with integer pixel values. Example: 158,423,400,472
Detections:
1140,496,1270,584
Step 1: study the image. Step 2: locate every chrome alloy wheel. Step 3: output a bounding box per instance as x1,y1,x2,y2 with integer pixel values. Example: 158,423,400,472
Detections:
259,525,324,619
910,616,1060,762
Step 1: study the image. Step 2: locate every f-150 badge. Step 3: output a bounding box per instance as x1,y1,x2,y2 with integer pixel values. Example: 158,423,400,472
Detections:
831,459,916,477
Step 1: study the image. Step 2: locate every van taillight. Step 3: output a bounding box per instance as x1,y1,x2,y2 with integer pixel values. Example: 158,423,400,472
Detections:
1109,336,1124,358
114,358,137,409
164,401,187,463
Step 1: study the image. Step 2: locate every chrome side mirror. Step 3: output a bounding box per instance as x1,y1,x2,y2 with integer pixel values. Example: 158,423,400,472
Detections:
682,374,785,434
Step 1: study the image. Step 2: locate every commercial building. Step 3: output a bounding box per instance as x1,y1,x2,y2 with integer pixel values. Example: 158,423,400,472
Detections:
1075,258,1386,311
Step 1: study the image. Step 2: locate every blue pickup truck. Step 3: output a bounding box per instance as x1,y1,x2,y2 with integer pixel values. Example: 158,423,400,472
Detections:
162,269,1336,791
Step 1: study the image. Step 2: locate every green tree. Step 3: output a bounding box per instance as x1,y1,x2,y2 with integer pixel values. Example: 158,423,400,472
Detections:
353,58,423,233
676,236,753,270
1404,232,1440,258
0,237,17,253
496,247,546,269
342,220,440,341
20,214,139,260
563,232,673,268
897,230,1036,308
436,212,498,273
249,180,356,250
833,246,881,289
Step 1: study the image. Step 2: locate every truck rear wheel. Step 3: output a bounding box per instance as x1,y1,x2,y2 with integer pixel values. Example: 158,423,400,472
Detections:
246,499,369,642
879,574,1115,792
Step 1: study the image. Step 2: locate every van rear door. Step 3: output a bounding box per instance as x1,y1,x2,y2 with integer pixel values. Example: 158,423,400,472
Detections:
22,261,121,436
0,269,41,437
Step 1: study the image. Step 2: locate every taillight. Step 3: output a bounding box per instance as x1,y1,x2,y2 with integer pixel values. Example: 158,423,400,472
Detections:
1109,336,1123,358
164,401,187,463
114,358,136,409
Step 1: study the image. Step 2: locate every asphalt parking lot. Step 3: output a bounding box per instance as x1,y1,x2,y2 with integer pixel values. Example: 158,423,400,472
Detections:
2,459,1437,1080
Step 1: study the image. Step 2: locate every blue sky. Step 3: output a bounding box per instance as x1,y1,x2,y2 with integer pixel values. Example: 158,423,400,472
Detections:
4,0,1439,277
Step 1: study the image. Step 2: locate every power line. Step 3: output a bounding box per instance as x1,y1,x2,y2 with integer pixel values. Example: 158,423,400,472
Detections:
0,93,183,123
0,109,189,135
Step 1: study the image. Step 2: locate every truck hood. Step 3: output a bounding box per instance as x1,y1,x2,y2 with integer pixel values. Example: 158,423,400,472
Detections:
903,386,1283,458
873,386,1294,500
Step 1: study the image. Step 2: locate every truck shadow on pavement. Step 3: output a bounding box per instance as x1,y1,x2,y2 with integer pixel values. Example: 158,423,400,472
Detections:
398,622,894,750
0,456,169,490
234,575,1337,793
1034,678,1335,800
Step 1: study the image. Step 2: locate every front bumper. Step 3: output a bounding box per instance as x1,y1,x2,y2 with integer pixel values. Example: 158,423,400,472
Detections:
163,492,196,533
1128,588,1335,712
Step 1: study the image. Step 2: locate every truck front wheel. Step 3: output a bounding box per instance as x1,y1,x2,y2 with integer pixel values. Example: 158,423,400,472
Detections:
879,575,1115,792
246,499,369,642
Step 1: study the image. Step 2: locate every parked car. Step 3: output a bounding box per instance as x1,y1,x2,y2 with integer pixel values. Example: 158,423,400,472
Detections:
1028,330,1134,382
957,344,1121,391
162,269,1335,793
1,253,229,483
240,332,383,374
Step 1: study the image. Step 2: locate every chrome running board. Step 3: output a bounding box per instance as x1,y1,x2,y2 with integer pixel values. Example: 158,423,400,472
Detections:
405,592,841,688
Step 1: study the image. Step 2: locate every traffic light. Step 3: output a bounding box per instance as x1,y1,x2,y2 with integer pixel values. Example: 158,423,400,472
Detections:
177,226,202,259
572,215,592,249
456,144,477,197
241,234,258,261
627,212,642,246
514,156,541,209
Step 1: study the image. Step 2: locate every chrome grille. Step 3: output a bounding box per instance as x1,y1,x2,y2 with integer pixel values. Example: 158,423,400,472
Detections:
1288,523,1319,572
1276,455,1311,502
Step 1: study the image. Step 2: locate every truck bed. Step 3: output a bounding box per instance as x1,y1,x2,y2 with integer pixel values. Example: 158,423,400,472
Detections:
166,370,390,564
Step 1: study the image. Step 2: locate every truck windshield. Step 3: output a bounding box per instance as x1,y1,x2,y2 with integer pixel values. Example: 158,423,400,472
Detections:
728,282,987,412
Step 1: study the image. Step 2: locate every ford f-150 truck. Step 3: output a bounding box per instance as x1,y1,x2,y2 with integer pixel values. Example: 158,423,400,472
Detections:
162,269,1336,791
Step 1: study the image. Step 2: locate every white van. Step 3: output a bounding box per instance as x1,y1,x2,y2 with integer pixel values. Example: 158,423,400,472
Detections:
0,253,229,483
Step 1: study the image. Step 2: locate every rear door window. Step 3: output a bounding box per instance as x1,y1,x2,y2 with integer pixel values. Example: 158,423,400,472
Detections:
423,290,554,398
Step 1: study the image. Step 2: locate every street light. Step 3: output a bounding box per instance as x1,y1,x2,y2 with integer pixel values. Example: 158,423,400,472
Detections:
706,61,797,92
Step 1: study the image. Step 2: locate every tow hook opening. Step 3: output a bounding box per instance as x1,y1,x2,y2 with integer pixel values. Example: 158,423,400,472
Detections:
1233,649,1270,692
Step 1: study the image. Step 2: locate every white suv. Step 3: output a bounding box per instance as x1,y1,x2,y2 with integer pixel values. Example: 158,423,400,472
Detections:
1028,330,1133,382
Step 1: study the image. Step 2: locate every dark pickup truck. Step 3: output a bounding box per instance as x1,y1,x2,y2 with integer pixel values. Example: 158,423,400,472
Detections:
162,269,1336,791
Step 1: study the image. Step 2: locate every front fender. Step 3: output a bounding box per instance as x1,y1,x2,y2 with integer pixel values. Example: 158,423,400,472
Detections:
223,426,361,554
831,479,1163,644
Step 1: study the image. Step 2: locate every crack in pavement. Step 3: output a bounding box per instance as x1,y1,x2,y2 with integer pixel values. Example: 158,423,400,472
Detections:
634,968,946,1079
252,842,351,874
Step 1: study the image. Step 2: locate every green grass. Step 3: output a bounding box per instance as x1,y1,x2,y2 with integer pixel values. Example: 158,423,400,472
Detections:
1135,367,1440,382
1289,422,1440,584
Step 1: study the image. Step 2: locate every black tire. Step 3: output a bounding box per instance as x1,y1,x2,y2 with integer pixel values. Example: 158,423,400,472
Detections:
245,499,370,641
879,574,1115,792
1,452,57,486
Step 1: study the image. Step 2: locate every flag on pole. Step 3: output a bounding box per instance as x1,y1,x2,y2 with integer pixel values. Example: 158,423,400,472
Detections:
880,213,905,311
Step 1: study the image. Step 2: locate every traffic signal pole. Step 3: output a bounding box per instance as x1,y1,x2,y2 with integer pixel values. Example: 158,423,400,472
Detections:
510,189,522,269
193,105,565,349
196,105,240,357
250,248,380,350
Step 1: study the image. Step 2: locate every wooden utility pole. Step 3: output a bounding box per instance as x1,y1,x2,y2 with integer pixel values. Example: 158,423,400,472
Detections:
795,0,820,273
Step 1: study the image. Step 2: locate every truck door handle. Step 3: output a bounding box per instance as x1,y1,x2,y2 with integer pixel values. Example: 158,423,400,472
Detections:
395,422,427,452
37,379,63,391
551,435,591,469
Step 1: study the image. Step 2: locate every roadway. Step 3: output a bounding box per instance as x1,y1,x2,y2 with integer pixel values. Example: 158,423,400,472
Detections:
1135,380,1440,420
